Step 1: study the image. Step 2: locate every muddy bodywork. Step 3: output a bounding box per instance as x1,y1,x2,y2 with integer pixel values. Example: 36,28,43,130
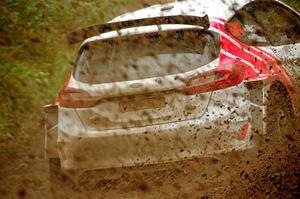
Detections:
44,0,300,184
58,83,252,171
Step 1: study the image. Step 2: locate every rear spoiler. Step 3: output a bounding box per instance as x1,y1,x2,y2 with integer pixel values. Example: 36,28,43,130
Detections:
67,15,209,45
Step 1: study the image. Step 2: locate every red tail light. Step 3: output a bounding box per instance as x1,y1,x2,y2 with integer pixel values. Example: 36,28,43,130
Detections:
59,88,99,108
184,64,244,94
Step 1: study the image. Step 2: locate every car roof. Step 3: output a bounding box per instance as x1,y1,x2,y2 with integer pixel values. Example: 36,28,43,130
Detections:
82,0,289,45
111,0,252,22
81,0,252,45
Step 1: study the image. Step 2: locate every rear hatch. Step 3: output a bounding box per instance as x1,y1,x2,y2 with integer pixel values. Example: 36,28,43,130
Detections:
67,28,220,130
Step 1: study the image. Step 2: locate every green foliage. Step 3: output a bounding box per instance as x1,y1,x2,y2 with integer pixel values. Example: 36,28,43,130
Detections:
282,0,300,12
0,0,135,143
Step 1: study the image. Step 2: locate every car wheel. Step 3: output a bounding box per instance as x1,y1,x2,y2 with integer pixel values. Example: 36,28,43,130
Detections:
265,81,295,145
49,158,83,199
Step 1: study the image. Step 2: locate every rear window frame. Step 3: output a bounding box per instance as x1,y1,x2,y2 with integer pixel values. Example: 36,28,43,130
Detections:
72,28,220,84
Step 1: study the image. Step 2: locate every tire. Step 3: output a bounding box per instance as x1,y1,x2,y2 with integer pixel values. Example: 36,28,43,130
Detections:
265,81,295,145
49,158,83,199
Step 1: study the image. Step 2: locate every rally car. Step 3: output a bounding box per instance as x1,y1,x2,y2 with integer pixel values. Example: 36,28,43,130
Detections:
44,0,300,192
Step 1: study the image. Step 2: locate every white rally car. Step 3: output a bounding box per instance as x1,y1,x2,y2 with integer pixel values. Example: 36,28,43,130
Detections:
44,0,300,190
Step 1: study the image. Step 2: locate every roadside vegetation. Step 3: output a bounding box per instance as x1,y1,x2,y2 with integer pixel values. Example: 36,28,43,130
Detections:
0,0,299,146
0,0,136,145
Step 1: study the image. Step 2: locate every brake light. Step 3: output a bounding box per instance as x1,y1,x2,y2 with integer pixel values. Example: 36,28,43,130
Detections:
184,64,244,94
59,88,99,108
237,123,249,140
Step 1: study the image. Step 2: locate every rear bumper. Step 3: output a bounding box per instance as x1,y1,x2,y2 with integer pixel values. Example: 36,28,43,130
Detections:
58,118,253,172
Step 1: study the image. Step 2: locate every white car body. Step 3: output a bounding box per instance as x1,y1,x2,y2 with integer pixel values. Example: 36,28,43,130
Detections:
44,0,300,183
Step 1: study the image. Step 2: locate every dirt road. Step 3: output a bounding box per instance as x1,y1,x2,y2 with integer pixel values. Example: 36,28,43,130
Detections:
0,118,299,199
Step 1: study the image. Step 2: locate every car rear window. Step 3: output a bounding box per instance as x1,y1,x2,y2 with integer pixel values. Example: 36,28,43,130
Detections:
73,29,219,84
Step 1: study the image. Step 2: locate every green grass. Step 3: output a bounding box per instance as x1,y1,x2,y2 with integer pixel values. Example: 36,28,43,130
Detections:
0,0,299,144
282,0,300,12
0,0,135,143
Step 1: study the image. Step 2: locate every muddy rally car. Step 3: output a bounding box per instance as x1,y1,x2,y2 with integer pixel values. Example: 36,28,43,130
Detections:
44,0,300,194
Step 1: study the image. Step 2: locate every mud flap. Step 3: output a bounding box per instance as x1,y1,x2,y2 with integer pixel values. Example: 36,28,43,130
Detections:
245,80,268,135
44,103,58,159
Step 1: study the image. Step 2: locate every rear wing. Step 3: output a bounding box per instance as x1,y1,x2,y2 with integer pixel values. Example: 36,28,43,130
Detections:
67,15,209,45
